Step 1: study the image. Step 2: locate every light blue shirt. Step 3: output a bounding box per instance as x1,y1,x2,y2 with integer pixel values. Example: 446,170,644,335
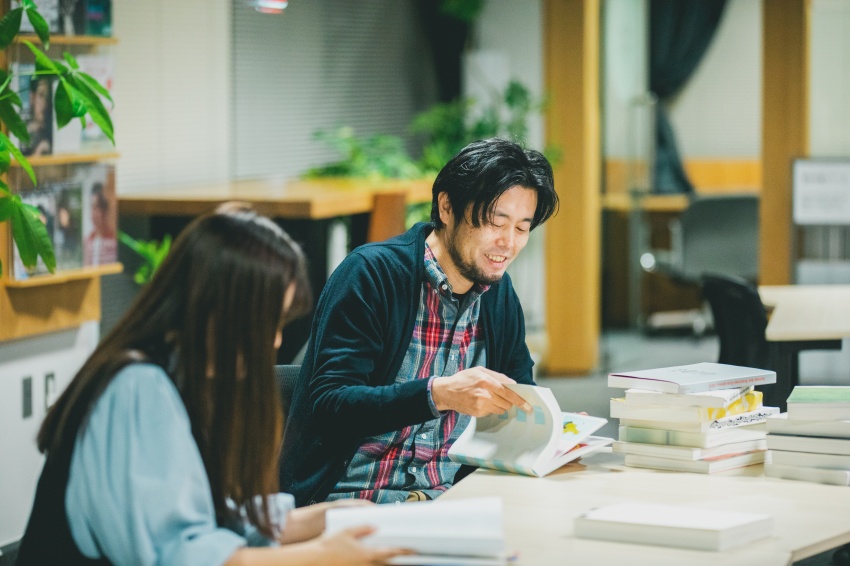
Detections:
66,363,295,565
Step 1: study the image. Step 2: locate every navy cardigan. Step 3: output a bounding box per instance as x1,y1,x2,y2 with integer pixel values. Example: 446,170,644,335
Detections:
279,223,535,505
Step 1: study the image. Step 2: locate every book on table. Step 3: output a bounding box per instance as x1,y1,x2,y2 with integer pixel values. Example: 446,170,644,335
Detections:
612,438,767,461
618,425,767,449
786,386,850,421
325,497,506,566
765,413,850,439
764,462,850,487
448,384,612,477
623,386,753,408
766,434,850,456
608,362,776,394
769,449,850,470
623,450,766,473
573,501,773,551
610,390,763,422
619,406,779,433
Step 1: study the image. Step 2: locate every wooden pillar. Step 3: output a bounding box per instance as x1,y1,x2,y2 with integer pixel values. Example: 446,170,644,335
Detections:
543,0,601,374
761,0,809,284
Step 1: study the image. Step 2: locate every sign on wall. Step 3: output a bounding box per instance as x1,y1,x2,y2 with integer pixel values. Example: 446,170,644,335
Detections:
793,159,850,225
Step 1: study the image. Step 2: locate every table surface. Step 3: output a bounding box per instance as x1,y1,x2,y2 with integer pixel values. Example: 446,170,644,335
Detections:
440,450,850,566
759,284,850,342
118,177,433,220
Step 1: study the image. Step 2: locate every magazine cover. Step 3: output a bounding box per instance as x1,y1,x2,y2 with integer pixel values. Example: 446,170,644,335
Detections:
59,0,88,35
86,0,111,36
12,63,55,157
18,0,60,34
13,189,56,279
53,181,85,271
77,163,117,266
76,54,114,152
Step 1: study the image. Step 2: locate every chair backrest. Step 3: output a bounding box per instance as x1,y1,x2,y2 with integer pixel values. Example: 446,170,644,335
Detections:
700,273,770,368
274,364,301,414
677,194,759,282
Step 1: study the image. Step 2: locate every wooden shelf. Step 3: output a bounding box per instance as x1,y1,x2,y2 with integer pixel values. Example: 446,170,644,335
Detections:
11,152,120,167
14,34,118,46
3,263,122,288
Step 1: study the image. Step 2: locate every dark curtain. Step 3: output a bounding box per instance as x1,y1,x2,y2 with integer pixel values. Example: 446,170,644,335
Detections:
650,0,727,194
417,1,470,103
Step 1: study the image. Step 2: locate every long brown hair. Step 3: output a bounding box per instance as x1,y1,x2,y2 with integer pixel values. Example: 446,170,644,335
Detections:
38,203,311,538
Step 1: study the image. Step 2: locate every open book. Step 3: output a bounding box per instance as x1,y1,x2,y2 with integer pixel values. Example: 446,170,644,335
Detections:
326,497,506,565
449,384,612,477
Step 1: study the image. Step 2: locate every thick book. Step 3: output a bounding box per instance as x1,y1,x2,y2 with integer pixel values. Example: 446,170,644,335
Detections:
573,502,773,551
764,462,850,487
608,362,776,394
618,425,767,449
623,450,766,473
769,449,850,470
326,497,506,566
766,413,850,439
624,386,752,409
619,406,779,433
786,386,850,421
610,390,762,423
448,384,612,477
612,438,767,461
766,434,850,456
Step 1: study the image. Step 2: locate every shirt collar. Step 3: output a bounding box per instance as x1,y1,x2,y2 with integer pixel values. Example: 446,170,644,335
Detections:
423,241,490,298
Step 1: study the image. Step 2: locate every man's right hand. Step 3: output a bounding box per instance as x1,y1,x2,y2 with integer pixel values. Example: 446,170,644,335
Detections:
431,366,532,417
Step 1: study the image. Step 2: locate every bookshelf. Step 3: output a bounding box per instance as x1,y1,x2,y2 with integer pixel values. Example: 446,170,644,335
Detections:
0,4,119,342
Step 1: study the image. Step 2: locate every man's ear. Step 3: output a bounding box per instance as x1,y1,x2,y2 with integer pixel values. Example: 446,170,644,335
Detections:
437,192,454,226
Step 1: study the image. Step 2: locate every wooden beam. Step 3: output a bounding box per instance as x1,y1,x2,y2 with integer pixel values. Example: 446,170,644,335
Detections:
761,0,809,284
543,0,601,374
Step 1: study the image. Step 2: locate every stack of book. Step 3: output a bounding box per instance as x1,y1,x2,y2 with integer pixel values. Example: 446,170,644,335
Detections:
607,362,779,473
764,386,850,486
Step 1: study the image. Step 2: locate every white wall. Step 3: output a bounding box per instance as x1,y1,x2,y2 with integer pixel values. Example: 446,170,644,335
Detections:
112,0,231,193
668,0,761,159
0,323,99,546
810,0,850,157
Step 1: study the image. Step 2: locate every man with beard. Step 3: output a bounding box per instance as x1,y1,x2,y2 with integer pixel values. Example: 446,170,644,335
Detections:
281,138,559,506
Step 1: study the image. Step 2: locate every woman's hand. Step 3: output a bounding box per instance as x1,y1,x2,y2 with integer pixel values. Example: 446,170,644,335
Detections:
280,499,373,544
313,525,413,565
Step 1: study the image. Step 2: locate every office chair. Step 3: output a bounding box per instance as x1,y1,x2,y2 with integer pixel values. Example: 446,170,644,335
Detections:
643,194,759,333
274,364,301,414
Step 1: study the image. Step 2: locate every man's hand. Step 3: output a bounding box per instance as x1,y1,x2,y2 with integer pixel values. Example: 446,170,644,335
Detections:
431,366,532,417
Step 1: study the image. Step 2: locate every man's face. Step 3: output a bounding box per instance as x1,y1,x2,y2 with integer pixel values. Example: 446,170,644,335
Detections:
441,185,537,287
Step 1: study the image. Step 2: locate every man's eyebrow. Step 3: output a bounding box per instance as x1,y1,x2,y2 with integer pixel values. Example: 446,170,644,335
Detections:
493,210,533,223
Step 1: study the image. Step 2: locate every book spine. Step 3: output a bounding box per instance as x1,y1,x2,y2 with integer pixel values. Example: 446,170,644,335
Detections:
764,463,850,486
618,425,766,448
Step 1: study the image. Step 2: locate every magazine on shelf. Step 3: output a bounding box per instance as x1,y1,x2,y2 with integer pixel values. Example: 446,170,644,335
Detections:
574,502,773,551
608,362,776,394
11,62,54,157
77,163,118,266
12,188,56,279
52,181,84,271
75,54,114,152
448,384,612,477
325,497,506,566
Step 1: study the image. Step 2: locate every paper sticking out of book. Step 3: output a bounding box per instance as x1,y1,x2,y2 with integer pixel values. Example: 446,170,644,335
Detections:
448,384,612,477
325,497,507,566
608,362,776,394
574,501,773,551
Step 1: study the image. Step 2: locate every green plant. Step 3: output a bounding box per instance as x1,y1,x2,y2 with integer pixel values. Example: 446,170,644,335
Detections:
0,0,114,276
118,231,172,285
304,127,422,180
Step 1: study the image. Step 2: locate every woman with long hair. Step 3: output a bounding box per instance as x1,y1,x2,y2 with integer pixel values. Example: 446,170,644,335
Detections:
16,204,408,565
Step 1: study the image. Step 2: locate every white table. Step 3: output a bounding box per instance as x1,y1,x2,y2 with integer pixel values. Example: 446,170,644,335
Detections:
441,451,850,566
758,285,850,408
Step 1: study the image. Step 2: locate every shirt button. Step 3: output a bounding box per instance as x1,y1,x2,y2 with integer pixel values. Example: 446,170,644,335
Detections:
421,433,427,439
441,284,448,291
410,466,417,473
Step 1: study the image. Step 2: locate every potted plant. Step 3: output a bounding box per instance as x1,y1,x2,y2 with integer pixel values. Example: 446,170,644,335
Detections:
0,0,114,276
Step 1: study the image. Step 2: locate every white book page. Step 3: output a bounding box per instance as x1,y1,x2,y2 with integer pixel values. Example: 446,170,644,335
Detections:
326,497,505,561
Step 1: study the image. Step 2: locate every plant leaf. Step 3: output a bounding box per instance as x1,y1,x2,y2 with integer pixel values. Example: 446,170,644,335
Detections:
0,95,30,143
54,78,87,128
0,194,14,222
25,6,50,49
66,74,113,143
63,52,80,70
11,201,55,273
74,70,113,105
0,131,36,184
0,8,23,50
22,40,59,73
